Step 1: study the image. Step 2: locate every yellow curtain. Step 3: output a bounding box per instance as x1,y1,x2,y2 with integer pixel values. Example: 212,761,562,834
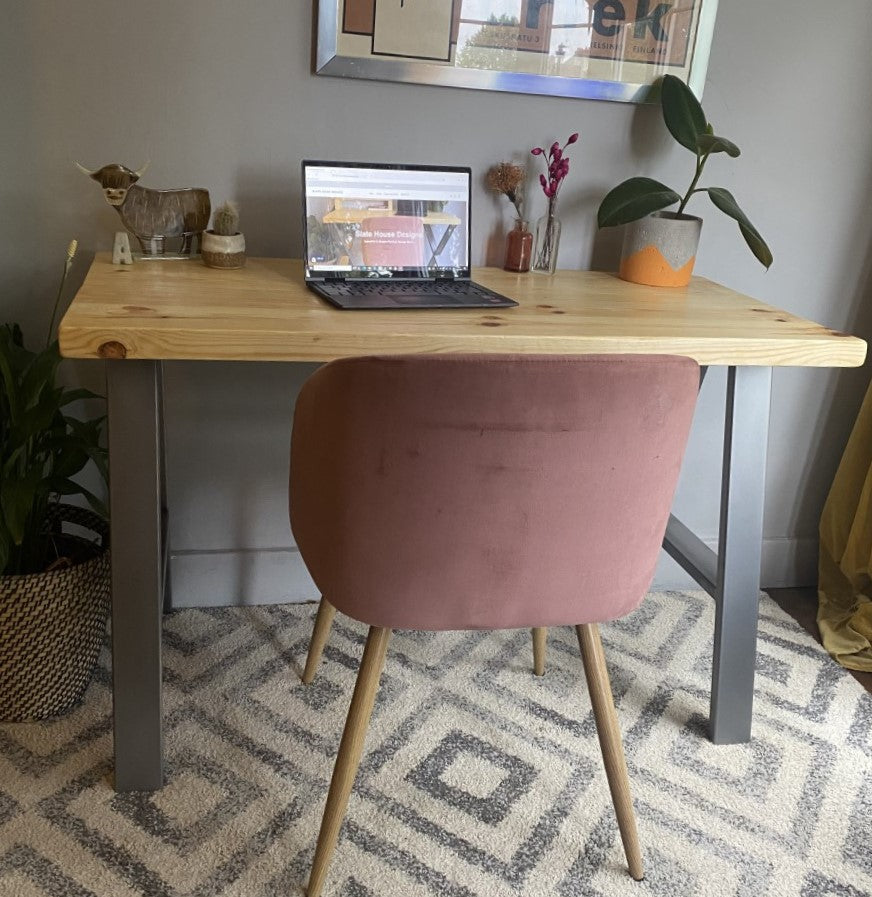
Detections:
819,378,872,671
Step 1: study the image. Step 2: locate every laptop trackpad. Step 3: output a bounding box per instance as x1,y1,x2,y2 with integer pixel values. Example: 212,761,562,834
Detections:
390,293,462,305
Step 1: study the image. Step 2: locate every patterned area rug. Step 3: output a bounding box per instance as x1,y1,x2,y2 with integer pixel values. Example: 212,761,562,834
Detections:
1,591,870,897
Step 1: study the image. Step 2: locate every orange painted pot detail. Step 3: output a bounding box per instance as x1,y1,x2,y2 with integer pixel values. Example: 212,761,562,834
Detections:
619,211,702,288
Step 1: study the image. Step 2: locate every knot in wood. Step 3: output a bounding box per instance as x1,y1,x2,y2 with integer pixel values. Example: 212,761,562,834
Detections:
98,340,128,359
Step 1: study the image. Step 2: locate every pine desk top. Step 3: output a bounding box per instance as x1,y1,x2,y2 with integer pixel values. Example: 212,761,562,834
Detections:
59,255,867,368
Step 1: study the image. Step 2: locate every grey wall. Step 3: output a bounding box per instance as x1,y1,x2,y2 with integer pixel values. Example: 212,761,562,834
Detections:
3,1,871,604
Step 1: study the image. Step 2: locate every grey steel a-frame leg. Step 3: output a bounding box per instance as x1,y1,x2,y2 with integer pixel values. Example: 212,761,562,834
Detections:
664,365,772,743
106,360,167,790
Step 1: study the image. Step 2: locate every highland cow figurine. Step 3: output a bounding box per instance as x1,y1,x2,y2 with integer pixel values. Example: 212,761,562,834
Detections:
77,162,210,255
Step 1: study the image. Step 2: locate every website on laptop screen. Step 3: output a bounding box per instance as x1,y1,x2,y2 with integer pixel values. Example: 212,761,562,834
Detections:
303,163,470,278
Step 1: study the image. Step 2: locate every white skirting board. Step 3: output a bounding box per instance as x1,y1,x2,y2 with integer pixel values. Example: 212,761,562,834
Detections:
169,538,819,609
170,549,319,608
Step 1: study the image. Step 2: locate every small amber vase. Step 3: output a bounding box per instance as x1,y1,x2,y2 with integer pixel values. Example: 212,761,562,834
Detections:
504,218,533,272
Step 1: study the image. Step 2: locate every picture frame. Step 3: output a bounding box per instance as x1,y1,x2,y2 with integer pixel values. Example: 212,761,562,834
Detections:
315,0,720,103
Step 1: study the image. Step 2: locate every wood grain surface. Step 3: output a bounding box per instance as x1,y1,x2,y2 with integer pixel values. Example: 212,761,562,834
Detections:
58,255,867,367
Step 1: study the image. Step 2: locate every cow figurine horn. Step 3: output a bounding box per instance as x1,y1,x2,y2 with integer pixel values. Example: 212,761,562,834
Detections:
133,161,150,179
75,161,98,176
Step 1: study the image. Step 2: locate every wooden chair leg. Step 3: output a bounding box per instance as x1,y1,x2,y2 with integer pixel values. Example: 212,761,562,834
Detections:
576,623,644,882
302,598,337,684
307,626,391,897
532,627,547,676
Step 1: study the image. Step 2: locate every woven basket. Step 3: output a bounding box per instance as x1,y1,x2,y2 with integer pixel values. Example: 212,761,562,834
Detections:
0,505,110,722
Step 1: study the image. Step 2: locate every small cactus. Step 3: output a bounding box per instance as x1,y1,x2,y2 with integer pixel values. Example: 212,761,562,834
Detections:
212,201,240,236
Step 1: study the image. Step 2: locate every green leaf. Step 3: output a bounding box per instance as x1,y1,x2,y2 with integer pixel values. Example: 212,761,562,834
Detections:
50,477,87,496
696,134,741,158
80,487,108,520
16,401,62,441
0,345,21,422
20,343,61,409
0,325,33,370
50,479,108,519
65,418,107,475
661,74,708,153
81,440,109,483
59,387,103,407
597,177,681,229
67,415,105,439
51,445,90,479
0,526,10,575
1,471,44,544
705,188,774,269
738,222,774,269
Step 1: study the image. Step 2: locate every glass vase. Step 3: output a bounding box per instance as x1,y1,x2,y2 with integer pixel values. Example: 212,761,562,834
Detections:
503,218,532,272
532,198,562,275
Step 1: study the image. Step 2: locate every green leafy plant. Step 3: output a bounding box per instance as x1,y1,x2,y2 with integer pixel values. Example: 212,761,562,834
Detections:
0,242,108,575
212,201,240,236
597,75,772,269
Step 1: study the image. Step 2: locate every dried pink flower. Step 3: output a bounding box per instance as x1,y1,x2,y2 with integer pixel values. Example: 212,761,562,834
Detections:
530,132,579,199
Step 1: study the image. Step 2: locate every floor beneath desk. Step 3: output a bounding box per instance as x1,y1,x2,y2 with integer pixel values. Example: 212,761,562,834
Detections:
768,586,872,694
3,590,871,896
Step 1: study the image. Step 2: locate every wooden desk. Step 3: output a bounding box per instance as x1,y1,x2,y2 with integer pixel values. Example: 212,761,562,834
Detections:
60,255,866,791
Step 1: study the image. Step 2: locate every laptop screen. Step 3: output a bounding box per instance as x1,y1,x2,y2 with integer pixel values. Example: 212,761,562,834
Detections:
302,161,471,280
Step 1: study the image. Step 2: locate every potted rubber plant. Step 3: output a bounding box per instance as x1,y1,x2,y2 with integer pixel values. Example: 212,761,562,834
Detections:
597,75,773,287
202,200,246,268
0,241,110,721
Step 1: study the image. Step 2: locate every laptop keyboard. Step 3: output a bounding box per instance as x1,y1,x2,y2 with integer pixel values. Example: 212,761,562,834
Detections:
328,281,493,298
317,280,515,307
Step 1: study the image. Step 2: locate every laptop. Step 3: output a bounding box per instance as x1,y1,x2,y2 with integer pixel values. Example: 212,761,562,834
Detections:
301,160,518,309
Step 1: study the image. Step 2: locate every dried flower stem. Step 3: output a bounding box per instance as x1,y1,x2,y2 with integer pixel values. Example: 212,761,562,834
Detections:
533,197,560,273
487,162,525,218
46,239,78,347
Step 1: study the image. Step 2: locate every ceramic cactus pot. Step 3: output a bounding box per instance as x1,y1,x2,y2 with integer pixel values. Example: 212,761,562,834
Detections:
619,211,702,287
202,231,246,269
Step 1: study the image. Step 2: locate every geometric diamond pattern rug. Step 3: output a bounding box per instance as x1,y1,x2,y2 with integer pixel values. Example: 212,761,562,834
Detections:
1,591,870,897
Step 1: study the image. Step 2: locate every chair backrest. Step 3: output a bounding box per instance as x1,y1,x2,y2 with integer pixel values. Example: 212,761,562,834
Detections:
359,215,425,267
290,354,699,631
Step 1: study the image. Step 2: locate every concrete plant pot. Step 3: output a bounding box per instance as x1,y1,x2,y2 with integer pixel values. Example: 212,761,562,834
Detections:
619,211,702,287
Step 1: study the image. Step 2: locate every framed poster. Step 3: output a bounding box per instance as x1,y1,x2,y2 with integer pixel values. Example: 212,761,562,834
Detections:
316,0,719,103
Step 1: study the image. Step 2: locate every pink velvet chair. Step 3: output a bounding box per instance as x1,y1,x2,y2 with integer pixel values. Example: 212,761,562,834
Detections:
290,353,699,896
